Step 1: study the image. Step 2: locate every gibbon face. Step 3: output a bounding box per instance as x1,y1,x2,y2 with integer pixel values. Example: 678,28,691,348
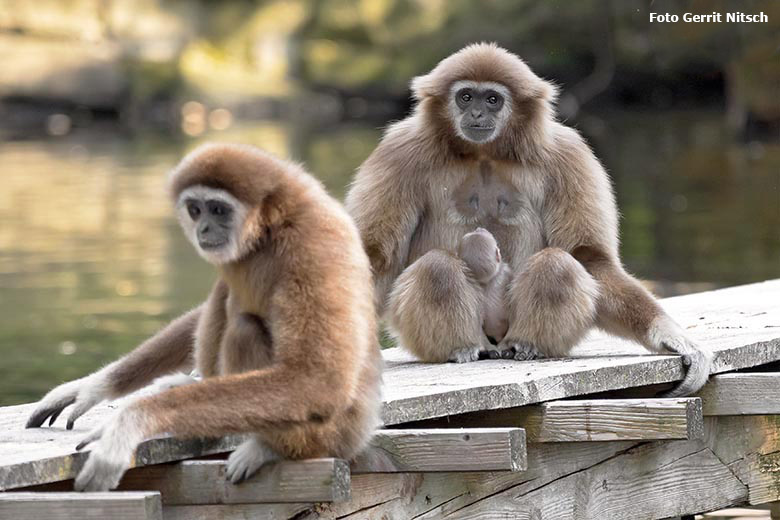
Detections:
458,227,502,283
176,185,250,265
449,80,512,143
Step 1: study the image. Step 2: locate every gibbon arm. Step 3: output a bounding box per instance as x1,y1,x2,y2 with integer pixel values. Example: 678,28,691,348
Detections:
26,306,200,429
345,144,423,313
543,130,711,396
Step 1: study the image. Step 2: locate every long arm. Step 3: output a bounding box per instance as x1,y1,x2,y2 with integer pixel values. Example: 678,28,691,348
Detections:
542,126,712,396
73,363,331,491
73,275,362,491
26,306,201,429
345,127,424,314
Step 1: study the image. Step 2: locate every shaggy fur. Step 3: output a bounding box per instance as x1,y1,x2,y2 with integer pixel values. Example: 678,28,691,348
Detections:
345,43,711,397
27,144,382,491
457,229,512,344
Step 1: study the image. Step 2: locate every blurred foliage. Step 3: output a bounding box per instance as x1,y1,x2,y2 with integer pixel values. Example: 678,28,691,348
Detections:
0,0,778,119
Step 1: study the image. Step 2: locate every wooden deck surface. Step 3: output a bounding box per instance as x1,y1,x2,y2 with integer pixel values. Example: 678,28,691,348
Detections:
1,279,779,491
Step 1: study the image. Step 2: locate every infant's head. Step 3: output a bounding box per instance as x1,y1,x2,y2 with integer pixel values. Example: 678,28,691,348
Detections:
458,228,501,283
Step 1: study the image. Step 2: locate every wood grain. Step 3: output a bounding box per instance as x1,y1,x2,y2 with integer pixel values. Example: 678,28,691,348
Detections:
437,441,747,520
698,373,780,416
404,399,703,442
0,491,162,519
117,459,349,505
354,428,526,472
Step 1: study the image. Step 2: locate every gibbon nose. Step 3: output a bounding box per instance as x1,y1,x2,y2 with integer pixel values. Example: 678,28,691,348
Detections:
199,223,211,234
471,109,483,119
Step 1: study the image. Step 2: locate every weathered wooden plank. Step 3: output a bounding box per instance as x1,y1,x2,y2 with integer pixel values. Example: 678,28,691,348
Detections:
2,280,779,490
340,442,641,519
437,441,747,520
0,491,162,519
729,450,780,506
516,398,703,442
698,373,780,416
117,459,349,505
354,428,525,472
701,510,773,519
706,416,780,467
164,503,313,520
403,399,703,442
146,415,780,519
163,442,642,520
0,419,242,490
382,279,780,424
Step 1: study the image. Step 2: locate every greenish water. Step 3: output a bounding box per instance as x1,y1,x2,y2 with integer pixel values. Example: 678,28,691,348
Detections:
1,111,778,405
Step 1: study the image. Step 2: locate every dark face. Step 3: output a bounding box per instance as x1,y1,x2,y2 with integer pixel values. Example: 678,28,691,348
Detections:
185,198,234,250
455,87,506,143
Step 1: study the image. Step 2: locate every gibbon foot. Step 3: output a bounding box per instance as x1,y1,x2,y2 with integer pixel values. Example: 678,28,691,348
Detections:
498,340,545,361
448,346,481,363
225,437,279,484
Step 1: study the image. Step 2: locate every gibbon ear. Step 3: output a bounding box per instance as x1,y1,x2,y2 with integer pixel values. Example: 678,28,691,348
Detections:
534,79,559,103
411,73,439,101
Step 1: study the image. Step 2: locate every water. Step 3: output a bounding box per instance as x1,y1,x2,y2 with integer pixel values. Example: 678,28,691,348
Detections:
1,110,778,405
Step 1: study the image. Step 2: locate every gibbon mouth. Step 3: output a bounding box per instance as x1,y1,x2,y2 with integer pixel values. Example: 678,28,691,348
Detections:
462,125,497,142
199,240,227,250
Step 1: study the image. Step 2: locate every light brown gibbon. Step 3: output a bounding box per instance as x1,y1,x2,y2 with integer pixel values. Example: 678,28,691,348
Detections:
26,143,382,491
345,43,711,396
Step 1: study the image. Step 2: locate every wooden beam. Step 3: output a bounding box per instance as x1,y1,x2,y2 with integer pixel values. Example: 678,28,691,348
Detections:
730,451,780,505
117,459,349,505
166,442,638,520
697,373,780,416
0,492,161,520
164,504,312,520
522,398,704,442
419,441,746,520
354,428,526,472
401,398,703,442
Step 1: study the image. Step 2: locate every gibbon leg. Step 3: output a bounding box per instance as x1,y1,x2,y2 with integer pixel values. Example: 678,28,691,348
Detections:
387,250,490,363
500,248,599,360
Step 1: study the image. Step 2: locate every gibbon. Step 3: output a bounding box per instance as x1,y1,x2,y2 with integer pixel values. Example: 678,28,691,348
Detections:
27,143,382,490
345,43,711,396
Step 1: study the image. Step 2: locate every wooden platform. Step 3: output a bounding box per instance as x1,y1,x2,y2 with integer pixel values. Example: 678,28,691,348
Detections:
1,279,780,519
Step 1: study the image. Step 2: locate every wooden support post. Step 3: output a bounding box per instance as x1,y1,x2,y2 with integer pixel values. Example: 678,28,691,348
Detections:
730,451,780,505
404,398,703,442
117,459,349,505
354,428,526,472
697,373,780,415
0,491,162,520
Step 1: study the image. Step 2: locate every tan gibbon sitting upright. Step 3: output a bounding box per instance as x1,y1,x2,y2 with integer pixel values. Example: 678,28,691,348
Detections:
346,43,711,397
27,144,382,491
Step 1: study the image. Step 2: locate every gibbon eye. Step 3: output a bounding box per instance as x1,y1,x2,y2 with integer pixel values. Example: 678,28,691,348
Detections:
487,95,499,105
460,92,472,103
187,202,201,220
207,201,232,217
